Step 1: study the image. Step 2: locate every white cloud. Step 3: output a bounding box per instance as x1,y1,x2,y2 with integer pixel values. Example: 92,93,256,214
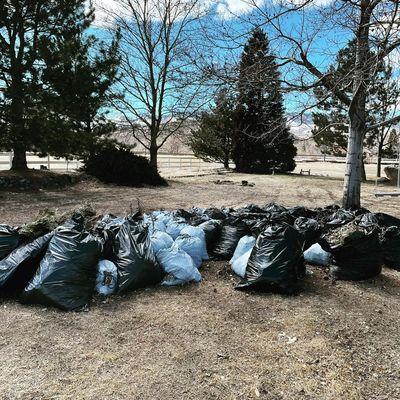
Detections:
91,0,123,26
91,0,333,25
213,0,333,19
216,0,254,16
92,0,263,24
283,0,332,6
92,0,213,26
216,0,265,19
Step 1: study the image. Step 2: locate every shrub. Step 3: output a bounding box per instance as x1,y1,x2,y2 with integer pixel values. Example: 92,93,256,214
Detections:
82,143,167,187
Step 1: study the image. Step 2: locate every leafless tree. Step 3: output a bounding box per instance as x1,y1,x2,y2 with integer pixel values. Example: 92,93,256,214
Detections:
104,0,211,169
219,0,400,208
368,65,400,177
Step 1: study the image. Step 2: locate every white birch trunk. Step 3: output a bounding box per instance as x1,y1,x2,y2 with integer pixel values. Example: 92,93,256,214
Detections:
342,2,371,209
342,122,364,209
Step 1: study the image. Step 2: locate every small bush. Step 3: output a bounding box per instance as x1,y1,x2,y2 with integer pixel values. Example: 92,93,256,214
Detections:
82,143,167,187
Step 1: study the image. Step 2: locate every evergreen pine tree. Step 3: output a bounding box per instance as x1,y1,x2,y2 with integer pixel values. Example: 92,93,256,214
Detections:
0,1,119,170
189,88,235,169
234,28,296,173
37,17,120,159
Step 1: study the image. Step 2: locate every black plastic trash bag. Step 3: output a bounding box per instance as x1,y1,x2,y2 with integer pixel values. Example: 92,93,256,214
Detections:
263,203,287,213
381,227,400,270
325,204,340,211
21,225,101,311
0,225,20,260
351,207,370,217
113,220,163,294
96,213,126,233
0,233,53,295
93,214,126,259
236,223,305,294
314,204,341,225
287,206,317,219
326,209,355,228
189,215,210,226
239,204,265,214
204,207,227,220
199,219,222,254
247,219,271,237
234,212,270,224
326,228,382,281
269,211,294,225
294,217,321,250
174,209,195,220
212,218,250,260
357,212,400,229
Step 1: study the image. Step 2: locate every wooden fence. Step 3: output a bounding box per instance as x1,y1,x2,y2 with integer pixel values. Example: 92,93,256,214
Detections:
0,152,398,172
0,153,81,171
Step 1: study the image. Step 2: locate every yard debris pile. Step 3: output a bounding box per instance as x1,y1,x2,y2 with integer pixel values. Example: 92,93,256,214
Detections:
0,203,399,311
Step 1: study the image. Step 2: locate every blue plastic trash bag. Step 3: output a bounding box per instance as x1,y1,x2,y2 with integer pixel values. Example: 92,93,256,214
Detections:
147,220,167,234
173,234,204,268
156,248,201,286
150,231,174,254
180,226,209,260
304,243,331,267
95,260,118,296
231,248,253,278
152,211,174,226
143,213,167,232
230,235,256,265
166,221,188,240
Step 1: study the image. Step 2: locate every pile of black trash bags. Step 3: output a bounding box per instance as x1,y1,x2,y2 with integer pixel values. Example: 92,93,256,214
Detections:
0,203,399,311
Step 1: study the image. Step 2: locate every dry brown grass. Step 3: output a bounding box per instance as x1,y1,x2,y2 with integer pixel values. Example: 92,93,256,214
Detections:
0,172,399,400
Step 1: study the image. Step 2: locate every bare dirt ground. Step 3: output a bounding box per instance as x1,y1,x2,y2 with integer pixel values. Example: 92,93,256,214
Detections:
157,160,382,180
0,172,399,400
293,161,381,180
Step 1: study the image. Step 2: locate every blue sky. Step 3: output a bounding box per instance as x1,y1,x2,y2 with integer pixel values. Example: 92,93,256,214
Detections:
89,1,358,117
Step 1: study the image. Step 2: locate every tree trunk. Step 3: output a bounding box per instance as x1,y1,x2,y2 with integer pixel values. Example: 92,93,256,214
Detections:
377,156,382,178
223,155,229,169
10,106,28,171
361,156,367,182
11,146,28,171
342,121,365,209
342,3,371,209
234,145,247,172
377,143,383,178
235,156,246,172
149,144,158,170
9,69,28,171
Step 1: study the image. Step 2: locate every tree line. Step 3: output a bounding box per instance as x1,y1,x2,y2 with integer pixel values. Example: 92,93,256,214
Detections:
1,1,400,210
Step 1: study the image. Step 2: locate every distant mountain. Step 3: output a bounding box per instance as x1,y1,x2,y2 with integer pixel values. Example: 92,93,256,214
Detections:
287,113,314,139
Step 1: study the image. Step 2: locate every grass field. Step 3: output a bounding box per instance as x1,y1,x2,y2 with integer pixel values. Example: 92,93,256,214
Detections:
0,172,399,400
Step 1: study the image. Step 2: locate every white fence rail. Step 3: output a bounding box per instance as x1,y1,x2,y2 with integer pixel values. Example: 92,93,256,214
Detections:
0,152,398,172
0,152,81,171
0,152,226,172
